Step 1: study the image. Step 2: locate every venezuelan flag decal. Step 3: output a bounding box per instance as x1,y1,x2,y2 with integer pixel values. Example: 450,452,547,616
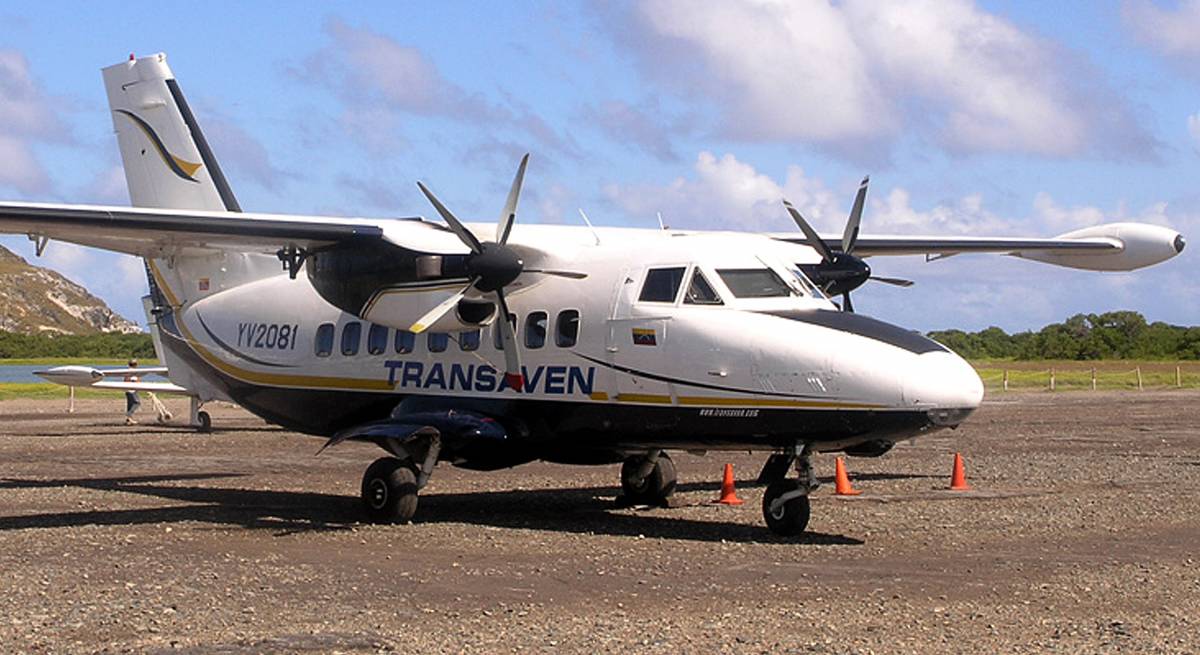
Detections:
632,327,657,346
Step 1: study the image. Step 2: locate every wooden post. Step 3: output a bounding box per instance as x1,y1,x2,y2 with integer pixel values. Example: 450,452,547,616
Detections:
1003,369,1009,392
1136,366,1143,391
68,386,75,414
1091,367,1097,391
1049,368,1056,391
1177,365,1183,388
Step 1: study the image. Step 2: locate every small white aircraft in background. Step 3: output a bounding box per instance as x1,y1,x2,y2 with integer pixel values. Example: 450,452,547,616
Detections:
0,54,1185,535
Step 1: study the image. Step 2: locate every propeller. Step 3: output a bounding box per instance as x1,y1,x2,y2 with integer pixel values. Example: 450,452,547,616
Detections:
782,176,913,312
412,154,585,390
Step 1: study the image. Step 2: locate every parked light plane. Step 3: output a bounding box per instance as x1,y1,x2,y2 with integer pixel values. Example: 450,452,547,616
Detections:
0,55,1186,535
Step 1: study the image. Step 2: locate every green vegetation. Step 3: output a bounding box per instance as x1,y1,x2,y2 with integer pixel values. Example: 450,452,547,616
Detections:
972,359,1199,391
0,330,154,360
928,311,1200,360
0,383,121,401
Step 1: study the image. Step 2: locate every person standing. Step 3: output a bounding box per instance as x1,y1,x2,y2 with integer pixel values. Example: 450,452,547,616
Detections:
123,359,141,425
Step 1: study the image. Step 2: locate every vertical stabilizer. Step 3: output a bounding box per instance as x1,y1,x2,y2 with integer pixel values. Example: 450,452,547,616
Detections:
102,53,240,212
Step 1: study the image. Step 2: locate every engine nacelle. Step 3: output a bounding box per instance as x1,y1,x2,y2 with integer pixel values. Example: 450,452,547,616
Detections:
1017,222,1185,271
306,241,496,332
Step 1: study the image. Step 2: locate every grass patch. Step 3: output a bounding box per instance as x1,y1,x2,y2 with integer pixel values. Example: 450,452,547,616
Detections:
972,359,1200,391
0,383,127,401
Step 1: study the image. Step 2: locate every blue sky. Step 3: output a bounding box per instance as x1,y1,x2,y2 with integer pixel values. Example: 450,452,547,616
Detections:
0,1,1196,332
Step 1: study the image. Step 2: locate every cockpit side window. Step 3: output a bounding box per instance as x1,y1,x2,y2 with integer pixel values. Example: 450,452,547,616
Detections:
716,268,794,298
683,269,723,305
638,267,686,303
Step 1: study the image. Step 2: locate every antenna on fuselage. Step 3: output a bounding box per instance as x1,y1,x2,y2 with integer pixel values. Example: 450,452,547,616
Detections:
656,211,669,230
578,208,602,245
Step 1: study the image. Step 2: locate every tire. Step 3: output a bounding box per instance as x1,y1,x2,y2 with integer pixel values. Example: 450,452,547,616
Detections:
361,457,419,524
762,479,811,536
620,454,678,505
196,410,212,433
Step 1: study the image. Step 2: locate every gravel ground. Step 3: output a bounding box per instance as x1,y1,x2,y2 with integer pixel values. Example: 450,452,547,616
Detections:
0,391,1197,654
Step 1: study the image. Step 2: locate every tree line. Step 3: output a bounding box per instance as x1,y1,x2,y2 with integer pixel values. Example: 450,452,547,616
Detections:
0,331,155,360
927,311,1200,360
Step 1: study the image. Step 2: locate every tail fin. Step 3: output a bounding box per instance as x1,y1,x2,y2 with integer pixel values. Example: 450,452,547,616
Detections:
102,53,240,212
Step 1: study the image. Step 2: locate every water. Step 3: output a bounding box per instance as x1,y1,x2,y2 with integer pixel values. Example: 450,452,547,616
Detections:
0,365,50,384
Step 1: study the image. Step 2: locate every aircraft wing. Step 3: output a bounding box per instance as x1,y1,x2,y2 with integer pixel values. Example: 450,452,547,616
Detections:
769,222,1185,272
90,380,191,394
0,201,471,258
35,365,187,394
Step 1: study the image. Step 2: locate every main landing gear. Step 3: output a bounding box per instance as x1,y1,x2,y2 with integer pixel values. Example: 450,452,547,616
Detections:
359,432,441,524
620,450,677,505
761,445,818,536
189,396,212,433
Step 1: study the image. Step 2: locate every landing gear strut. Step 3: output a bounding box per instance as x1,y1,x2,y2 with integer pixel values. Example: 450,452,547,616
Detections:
620,450,677,505
762,444,817,536
189,396,212,433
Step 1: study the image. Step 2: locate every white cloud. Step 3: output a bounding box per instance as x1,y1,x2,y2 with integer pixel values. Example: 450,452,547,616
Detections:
1123,0,1200,60
0,49,70,195
611,0,1157,160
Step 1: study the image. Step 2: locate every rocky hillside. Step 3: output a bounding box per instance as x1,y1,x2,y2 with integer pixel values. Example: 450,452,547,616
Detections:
0,245,141,334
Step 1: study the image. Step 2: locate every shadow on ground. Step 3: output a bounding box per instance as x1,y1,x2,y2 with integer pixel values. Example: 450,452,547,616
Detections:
0,473,863,545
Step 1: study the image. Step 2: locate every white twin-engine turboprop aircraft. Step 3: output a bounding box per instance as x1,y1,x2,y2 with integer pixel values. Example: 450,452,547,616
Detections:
0,54,1185,535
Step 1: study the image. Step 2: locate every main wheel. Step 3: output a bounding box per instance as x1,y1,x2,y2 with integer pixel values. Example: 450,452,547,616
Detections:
620,454,677,505
361,457,419,524
762,479,811,536
195,410,212,433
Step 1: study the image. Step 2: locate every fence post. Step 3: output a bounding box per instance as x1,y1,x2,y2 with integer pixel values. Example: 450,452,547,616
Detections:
1091,367,1097,391
1177,365,1183,388
1003,369,1009,392
1136,366,1143,391
1050,368,1056,391
68,386,75,414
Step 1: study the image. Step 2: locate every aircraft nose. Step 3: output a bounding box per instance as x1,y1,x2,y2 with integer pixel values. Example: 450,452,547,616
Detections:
904,350,984,426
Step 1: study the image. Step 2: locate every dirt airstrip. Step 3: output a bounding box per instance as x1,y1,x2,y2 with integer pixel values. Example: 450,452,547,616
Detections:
0,391,1197,653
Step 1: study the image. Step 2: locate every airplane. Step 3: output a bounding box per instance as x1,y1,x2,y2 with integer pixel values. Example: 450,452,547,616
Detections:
0,54,1185,535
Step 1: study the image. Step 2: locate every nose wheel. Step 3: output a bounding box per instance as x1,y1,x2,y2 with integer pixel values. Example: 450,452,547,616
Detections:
361,457,419,524
760,444,818,536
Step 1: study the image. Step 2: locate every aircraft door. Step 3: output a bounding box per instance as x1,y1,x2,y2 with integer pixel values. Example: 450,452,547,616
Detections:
604,266,678,405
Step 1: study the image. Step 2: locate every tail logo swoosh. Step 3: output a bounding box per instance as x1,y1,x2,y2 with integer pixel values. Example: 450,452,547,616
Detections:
114,109,203,183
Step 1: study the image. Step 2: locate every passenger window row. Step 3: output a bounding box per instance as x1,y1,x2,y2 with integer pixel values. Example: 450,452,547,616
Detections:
314,309,581,358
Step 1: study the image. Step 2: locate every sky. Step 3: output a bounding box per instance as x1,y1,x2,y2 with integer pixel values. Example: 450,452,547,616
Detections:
0,0,1196,333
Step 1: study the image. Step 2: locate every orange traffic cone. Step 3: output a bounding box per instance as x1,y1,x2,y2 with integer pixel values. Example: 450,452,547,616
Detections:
949,452,971,491
834,456,862,496
713,463,744,505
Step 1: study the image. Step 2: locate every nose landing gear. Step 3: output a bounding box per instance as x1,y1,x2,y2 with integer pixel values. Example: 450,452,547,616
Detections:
761,444,818,536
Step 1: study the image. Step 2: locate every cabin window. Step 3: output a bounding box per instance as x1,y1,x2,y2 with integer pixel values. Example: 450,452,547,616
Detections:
428,332,449,353
367,324,389,355
717,268,793,298
525,311,548,349
460,329,481,351
315,323,335,357
340,321,362,356
494,314,517,350
395,330,415,354
639,267,685,303
683,269,723,305
556,310,580,347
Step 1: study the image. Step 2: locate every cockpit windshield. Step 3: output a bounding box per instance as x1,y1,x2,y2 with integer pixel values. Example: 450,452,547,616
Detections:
716,268,795,298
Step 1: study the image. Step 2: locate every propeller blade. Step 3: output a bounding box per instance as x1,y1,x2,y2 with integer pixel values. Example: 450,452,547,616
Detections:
417,181,484,254
842,292,854,313
842,175,869,254
497,153,529,244
408,279,478,334
870,275,914,287
523,268,588,279
493,289,524,391
782,199,835,264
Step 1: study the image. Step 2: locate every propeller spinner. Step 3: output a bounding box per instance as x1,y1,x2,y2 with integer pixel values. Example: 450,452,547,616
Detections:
411,154,585,390
783,176,912,312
